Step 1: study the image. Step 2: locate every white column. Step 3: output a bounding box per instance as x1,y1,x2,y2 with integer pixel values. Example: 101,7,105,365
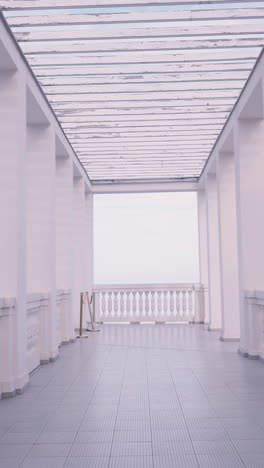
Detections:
27,124,58,362
234,117,264,355
84,192,94,297
72,176,86,330
56,154,74,342
0,70,28,396
206,173,222,331
217,152,240,341
197,190,209,325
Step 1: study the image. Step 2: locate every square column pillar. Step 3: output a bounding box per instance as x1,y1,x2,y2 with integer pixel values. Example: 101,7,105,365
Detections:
56,152,74,342
197,191,209,326
206,173,222,331
235,117,264,355
84,192,94,298
217,152,240,341
72,176,86,330
27,124,58,362
0,70,28,396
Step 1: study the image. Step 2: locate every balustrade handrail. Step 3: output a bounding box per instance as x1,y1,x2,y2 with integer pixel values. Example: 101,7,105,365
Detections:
93,283,200,292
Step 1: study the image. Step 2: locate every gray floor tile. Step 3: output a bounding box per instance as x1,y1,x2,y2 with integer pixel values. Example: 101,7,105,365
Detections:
193,440,237,455
111,442,152,457
109,456,153,468
197,453,245,467
21,458,67,468
153,453,199,467
36,432,77,444
240,453,264,468
0,444,32,459
64,458,110,468
69,443,112,457
0,460,23,468
27,444,71,458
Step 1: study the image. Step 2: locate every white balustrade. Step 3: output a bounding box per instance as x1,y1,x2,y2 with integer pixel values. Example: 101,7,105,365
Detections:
93,284,204,324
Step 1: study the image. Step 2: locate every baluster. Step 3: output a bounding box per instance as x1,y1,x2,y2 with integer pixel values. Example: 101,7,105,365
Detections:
114,291,118,317
101,292,106,319
126,292,131,317
145,291,150,317
151,291,155,318
188,290,193,320
132,291,137,319
139,292,143,318
108,292,112,317
182,291,187,320
169,291,174,316
120,292,125,318
157,291,162,319
163,291,168,317
176,291,181,319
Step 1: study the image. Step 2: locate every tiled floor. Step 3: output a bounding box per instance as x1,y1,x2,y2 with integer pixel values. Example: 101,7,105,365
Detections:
1,324,264,467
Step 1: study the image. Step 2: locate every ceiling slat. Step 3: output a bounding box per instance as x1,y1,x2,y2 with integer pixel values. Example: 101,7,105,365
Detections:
1,0,262,10
14,23,264,43
26,49,260,67
7,8,264,27
21,38,264,55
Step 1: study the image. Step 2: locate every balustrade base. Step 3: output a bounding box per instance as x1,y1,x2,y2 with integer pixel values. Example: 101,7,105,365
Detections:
1,380,29,400
220,336,240,342
238,349,260,360
208,326,221,331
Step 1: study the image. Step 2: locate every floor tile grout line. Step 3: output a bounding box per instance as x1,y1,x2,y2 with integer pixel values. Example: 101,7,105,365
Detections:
108,346,128,468
145,347,155,468
60,346,111,467
166,355,201,468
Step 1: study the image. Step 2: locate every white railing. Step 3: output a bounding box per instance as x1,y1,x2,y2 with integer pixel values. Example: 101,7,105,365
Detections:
93,283,204,324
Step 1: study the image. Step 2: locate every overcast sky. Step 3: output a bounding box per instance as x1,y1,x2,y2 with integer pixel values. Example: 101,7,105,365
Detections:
93,192,200,284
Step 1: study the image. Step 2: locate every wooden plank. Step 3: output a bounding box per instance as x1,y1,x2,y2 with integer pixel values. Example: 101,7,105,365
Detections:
48,90,239,102
59,117,226,125
42,81,244,95
64,126,220,134
69,136,215,142
1,0,261,10
21,37,264,55
14,23,264,43
7,8,264,27
62,122,223,130
38,71,250,86
52,99,235,109
66,131,219,139
56,107,231,117
26,49,259,66
33,62,254,77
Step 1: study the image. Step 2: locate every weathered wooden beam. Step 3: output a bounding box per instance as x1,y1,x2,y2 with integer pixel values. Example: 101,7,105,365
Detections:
48,90,239,102
14,23,264,43
55,107,231,117
38,71,250,86
33,62,254,77
42,81,244,95
7,8,264,27
52,99,235,109
21,38,264,55
1,0,262,10
62,122,223,130
66,131,219,139
59,117,226,125
26,49,259,67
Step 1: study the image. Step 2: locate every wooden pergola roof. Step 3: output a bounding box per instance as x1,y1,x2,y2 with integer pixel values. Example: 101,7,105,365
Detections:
1,0,264,183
